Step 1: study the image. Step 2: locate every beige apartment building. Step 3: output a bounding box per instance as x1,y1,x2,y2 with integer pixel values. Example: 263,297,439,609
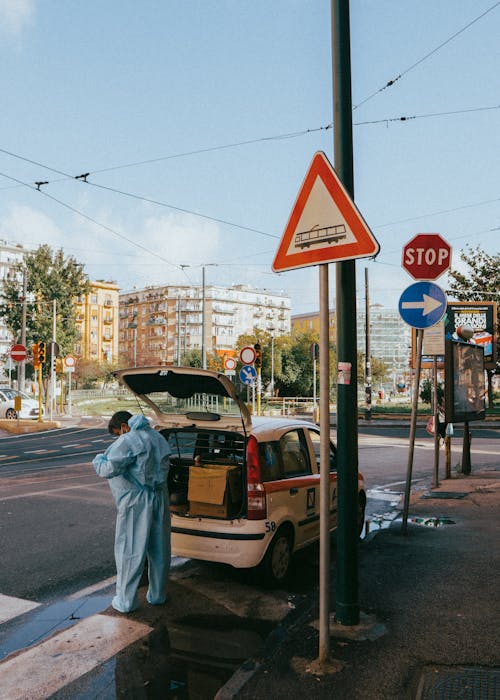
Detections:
74,280,120,362
119,283,291,366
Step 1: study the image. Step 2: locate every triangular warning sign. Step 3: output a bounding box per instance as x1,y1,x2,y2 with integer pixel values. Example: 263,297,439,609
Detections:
272,151,380,272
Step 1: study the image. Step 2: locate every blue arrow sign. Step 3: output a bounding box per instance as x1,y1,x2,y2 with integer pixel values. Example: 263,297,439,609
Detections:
398,282,447,329
239,365,257,385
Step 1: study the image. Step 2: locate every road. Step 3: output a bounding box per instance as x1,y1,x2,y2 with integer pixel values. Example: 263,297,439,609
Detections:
1,423,498,600
0,423,497,697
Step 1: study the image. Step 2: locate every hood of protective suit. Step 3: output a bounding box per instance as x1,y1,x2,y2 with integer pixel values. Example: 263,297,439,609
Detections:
128,414,152,431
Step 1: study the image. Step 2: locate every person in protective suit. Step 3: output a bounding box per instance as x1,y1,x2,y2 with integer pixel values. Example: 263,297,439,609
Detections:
93,411,171,613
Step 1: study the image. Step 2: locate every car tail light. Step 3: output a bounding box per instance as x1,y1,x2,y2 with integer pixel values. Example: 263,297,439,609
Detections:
246,435,266,520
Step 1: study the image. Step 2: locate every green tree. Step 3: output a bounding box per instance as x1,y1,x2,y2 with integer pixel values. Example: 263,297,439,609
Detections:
0,245,89,374
447,245,500,404
357,352,389,386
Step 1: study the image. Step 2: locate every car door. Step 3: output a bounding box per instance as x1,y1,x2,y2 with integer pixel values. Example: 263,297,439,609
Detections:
271,428,320,548
305,428,338,530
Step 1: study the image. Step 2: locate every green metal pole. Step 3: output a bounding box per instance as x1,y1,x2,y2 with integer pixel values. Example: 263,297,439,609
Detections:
332,0,360,626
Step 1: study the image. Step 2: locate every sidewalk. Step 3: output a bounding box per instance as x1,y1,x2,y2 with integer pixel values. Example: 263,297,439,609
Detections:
225,469,500,699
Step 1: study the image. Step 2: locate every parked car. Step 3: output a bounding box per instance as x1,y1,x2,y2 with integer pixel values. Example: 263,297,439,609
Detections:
0,387,43,420
114,366,366,585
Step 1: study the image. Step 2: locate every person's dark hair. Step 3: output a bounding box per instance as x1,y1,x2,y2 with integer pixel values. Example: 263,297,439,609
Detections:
108,411,133,434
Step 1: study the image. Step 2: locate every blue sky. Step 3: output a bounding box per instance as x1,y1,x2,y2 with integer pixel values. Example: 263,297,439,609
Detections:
0,1,498,315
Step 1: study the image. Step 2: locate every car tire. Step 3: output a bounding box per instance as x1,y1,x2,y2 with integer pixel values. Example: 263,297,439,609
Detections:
258,525,293,587
6,408,17,420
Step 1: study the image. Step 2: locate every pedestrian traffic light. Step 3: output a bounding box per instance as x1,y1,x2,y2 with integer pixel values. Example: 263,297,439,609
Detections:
32,343,40,368
38,341,46,364
254,342,262,368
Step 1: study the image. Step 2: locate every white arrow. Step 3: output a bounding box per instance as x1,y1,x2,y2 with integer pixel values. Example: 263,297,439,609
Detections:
402,294,443,315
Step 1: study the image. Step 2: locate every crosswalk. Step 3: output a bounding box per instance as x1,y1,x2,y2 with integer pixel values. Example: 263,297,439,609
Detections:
0,565,292,698
0,588,153,699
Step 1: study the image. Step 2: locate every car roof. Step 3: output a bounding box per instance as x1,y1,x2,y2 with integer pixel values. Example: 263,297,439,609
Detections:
250,416,319,441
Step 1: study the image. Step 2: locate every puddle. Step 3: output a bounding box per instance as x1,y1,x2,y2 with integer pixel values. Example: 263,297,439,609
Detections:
49,614,273,699
363,512,455,537
0,594,112,661
408,516,455,527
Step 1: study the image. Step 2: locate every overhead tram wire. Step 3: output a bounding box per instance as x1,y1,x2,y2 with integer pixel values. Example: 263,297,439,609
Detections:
353,1,500,111
354,104,500,126
0,170,185,272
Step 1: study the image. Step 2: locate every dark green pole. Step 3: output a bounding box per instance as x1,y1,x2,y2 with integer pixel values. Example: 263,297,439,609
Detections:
332,0,360,626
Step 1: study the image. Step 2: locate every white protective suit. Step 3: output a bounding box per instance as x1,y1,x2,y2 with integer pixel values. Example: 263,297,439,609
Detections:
93,414,171,613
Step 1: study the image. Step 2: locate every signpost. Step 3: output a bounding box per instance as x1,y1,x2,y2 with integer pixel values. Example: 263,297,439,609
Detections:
273,145,380,662
402,234,451,281
10,344,27,363
398,282,447,329
400,233,451,532
239,365,257,385
239,346,256,365
272,151,379,272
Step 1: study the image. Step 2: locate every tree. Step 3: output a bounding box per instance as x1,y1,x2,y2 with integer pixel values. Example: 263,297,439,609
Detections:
447,245,500,405
0,245,89,375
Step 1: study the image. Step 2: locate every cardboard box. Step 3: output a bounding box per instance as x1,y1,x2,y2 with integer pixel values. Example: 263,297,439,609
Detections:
188,464,242,517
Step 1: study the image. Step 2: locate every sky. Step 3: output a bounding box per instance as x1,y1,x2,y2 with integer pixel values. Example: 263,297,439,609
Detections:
0,1,498,316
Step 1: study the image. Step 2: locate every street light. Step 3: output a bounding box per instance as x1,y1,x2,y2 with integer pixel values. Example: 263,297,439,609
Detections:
128,322,137,367
268,325,276,396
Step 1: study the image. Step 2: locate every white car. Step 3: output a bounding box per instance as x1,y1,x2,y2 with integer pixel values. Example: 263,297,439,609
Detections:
115,366,366,585
0,388,44,420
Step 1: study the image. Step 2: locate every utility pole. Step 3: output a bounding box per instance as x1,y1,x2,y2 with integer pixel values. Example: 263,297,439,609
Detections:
332,0,360,627
201,266,207,369
365,268,372,419
19,268,28,394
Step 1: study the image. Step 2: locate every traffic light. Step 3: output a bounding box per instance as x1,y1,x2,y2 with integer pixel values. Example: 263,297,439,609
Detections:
38,341,46,364
55,357,64,374
32,343,40,368
254,342,262,368
310,342,319,360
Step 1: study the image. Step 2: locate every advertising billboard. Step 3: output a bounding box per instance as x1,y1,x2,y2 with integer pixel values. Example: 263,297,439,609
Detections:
444,341,486,423
444,301,497,370
411,301,497,370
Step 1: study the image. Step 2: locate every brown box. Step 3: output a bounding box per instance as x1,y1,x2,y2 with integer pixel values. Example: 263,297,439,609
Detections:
188,465,242,518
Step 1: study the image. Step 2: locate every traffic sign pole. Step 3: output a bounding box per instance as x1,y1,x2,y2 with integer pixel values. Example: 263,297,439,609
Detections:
402,328,424,534
331,0,360,641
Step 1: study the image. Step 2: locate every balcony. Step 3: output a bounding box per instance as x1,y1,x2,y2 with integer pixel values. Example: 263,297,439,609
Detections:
103,316,113,324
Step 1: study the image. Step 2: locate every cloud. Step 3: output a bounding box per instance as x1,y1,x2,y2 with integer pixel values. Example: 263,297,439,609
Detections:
0,203,63,245
0,0,35,36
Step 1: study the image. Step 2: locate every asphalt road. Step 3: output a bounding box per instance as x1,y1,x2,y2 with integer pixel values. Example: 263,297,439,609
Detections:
1,424,498,602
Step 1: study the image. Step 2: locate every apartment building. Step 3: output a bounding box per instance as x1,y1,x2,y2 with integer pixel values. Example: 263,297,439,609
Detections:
292,305,412,386
0,240,26,362
119,283,291,366
74,280,120,362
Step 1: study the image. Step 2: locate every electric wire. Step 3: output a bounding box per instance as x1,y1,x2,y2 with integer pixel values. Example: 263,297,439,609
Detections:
0,170,186,271
353,1,500,110
354,104,500,126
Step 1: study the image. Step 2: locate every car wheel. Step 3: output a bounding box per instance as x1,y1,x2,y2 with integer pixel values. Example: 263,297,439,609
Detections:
358,492,367,538
6,408,17,420
258,526,293,587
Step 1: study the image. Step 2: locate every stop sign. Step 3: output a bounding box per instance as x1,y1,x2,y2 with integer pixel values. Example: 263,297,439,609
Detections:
10,344,27,362
402,233,452,281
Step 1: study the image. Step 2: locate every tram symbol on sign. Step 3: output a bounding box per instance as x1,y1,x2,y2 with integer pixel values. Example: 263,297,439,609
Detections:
295,223,347,249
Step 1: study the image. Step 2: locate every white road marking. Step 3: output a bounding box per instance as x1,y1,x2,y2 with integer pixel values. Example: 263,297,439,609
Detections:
0,594,40,625
1,482,107,501
67,577,117,600
0,614,152,700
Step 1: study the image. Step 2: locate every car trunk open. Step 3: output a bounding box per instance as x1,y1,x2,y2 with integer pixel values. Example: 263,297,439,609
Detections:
114,366,251,519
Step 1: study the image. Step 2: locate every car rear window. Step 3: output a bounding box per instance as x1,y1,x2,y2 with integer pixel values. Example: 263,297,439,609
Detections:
163,429,245,466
